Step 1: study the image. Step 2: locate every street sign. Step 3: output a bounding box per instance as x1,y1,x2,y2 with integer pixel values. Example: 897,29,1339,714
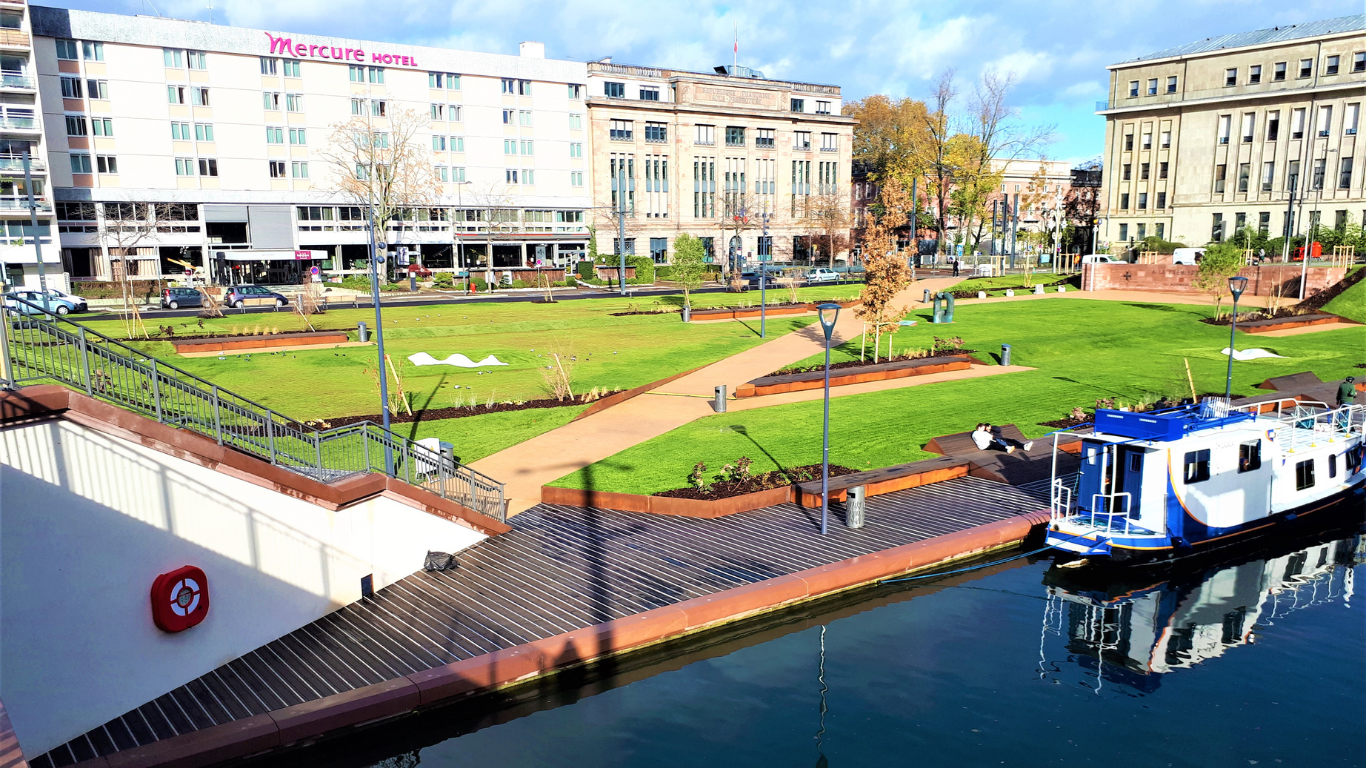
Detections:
310,266,320,276
535,245,546,265
956,243,964,257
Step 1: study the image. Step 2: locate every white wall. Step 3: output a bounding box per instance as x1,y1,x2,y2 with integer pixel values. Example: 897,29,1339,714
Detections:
0,418,486,757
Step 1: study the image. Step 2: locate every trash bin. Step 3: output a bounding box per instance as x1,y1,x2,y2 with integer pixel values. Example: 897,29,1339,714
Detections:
358,322,369,342
713,385,727,413
1001,343,1012,366
682,306,691,323
846,485,866,528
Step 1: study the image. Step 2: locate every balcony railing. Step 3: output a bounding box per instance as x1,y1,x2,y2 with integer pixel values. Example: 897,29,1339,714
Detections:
0,116,35,131
0,155,43,172
0,71,33,90
0,197,51,211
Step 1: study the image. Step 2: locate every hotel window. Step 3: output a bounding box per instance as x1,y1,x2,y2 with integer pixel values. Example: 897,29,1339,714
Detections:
1258,212,1270,235
270,160,286,178
501,78,516,94
1287,160,1300,191
168,85,185,104
505,169,519,184
1146,78,1157,95
610,119,633,141
435,165,448,182
259,56,277,75
1340,157,1354,189
266,126,284,144
568,83,582,99
523,169,535,184
569,113,582,130
431,103,444,120
1325,55,1339,76
283,60,300,78
187,51,207,70
350,98,364,116
1140,162,1149,180
428,72,444,88
603,81,625,98
1159,161,1168,179
263,92,280,110
1273,62,1286,81
504,139,516,155
791,98,805,112
452,167,466,182
1166,75,1177,93
1266,112,1279,141
371,132,389,148
96,155,117,174
451,136,463,152
518,80,531,95
82,41,103,61
755,128,775,148
449,105,462,122
1237,163,1250,192
371,99,386,117
292,161,308,179
432,135,446,151
725,126,745,147
1261,161,1274,191
816,101,831,114
1156,191,1167,209
570,142,582,157
286,93,303,112
1224,68,1237,86
1248,65,1261,84
502,109,513,124
1211,213,1224,241
639,86,660,101
195,123,213,141
571,171,583,187
1160,130,1171,148
521,140,533,155
349,65,364,82
69,153,92,174
88,80,109,100
166,49,185,68
1318,105,1332,137
1137,192,1148,209
1298,59,1311,78
198,158,218,176
1122,163,1131,181
1235,212,1246,230
1128,80,1138,97
694,158,715,218
690,124,713,146
1295,459,1315,491
1119,193,1129,209
1241,112,1254,142
289,128,306,145
170,122,190,140
1142,132,1151,149
1215,164,1226,193
518,110,532,126
1346,103,1360,135
1355,52,1366,73
56,39,78,60
64,115,87,136
644,122,666,142
1217,115,1230,144
793,131,811,150
1292,107,1305,139
368,67,384,84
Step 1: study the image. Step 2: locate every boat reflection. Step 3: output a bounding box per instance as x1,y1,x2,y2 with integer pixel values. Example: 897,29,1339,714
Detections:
1038,528,1364,693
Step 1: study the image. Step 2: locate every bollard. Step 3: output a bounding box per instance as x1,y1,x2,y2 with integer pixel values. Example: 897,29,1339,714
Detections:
357,321,369,342
713,384,727,413
846,485,866,528
1001,343,1012,366
923,288,931,303
409,275,418,292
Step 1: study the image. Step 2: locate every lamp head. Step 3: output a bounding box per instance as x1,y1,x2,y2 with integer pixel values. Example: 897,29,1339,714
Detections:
817,303,840,340
1228,275,1249,301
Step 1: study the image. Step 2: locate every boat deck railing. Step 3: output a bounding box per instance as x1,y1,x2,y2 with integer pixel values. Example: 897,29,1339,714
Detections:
1236,399,1364,454
0,295,507,521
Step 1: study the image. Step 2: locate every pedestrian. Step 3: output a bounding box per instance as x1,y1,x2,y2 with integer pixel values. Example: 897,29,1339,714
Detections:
1337,376,1357,407
952,258,960,277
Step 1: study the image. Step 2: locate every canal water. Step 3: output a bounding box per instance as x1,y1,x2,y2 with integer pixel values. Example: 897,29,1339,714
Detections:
262,525,1366,768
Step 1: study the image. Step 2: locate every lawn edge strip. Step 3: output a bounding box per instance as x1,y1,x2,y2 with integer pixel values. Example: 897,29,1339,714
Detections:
570,363,710,423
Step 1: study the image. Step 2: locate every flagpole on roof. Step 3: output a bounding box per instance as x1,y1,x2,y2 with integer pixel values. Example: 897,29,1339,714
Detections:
733,23,737,71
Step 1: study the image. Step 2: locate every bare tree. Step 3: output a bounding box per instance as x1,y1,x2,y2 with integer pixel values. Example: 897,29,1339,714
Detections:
802,190,853,268
462,183,520,289
100,202,170,338
916,71,957,255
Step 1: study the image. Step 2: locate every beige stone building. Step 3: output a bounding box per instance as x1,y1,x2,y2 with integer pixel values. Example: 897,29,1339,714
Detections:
1098,15,1364,249
585,62,854,269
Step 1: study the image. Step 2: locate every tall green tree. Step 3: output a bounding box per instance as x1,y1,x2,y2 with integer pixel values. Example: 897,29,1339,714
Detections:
670,234,708,310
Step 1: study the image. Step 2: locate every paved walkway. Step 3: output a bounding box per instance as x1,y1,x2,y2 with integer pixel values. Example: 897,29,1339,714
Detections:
1250,321,1362,337
472,278,960,508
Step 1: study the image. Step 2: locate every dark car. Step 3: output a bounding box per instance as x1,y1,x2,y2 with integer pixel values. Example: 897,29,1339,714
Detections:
224,285,289,309
160,286,205,310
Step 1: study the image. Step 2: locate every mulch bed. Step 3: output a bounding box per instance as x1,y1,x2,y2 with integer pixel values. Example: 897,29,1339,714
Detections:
610,309,681,316
319,395,606,428
1199,307,1325,326
655,464,858,501
1040,415,1090,428
772,350,975,377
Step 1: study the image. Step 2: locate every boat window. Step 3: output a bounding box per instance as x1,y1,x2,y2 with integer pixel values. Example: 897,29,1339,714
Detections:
1238,441,1261,473
1327,454,1337,479
1295,459,1315,491
1128,453,1142,473
1183,449,1210,484
1086,447,1096,465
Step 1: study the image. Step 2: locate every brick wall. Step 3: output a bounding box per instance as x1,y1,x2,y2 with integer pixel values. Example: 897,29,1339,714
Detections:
1081,263,1346,297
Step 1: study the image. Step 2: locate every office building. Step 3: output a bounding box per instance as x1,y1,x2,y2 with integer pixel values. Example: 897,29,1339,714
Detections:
0,0,59,290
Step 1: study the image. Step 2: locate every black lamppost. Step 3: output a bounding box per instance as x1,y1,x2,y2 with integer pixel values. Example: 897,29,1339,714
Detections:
1224,275,1249,400
817,303,841,535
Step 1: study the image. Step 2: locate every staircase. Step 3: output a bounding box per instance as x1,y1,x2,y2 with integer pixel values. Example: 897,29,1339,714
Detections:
0,295,506,519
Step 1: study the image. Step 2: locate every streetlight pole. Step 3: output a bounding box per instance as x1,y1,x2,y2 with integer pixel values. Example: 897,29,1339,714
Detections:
817,303,840,535
617,161,628,296
1224,275,1248,400
22,148,47,311
1300,146,1336,300
759,210,769,338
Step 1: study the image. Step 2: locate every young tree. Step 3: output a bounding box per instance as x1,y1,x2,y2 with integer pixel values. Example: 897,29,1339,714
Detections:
1192,242,1246,320
670,233,708,310
802,189,853,268
101,201,172,338
857,177,913,361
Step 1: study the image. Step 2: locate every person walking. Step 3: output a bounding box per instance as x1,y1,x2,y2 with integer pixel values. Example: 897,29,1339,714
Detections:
952,258,960,277
1337,376,1357,407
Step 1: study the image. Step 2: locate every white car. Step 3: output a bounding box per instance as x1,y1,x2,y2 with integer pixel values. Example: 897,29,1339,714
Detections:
1171,248,1204,265
1079,254,1117,264
805,268,840,284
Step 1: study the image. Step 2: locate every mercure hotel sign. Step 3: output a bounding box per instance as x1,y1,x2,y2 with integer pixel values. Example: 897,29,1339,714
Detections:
265,32,421,67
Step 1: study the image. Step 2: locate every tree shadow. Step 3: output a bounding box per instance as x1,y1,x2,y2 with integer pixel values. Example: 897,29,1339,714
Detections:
729,424,787,474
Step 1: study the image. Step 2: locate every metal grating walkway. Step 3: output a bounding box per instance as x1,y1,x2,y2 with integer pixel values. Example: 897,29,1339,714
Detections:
35,476,1051,767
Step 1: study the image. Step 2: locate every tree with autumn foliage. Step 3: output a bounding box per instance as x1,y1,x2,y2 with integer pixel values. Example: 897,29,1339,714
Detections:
857,177,913,362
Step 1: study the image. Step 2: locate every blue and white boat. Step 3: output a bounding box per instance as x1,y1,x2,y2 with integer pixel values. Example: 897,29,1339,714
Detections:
1046,397,1365,563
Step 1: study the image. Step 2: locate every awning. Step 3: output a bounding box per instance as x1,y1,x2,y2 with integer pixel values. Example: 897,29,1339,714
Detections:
213,249,325,262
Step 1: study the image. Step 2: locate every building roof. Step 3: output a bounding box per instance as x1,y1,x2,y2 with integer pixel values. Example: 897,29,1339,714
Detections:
1122,14,1364,63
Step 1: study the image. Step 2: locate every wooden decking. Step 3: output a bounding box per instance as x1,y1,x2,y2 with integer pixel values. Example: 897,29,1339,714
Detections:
35,476,1052,768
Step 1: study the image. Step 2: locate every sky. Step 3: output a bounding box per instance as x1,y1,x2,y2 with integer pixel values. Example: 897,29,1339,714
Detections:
44,0,1363,163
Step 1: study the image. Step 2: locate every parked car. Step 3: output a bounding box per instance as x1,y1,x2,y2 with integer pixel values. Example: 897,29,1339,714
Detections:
223,285,289,309
1079,254,1118,264
31,287,88,313
160,286,205,310
805,267,840,284
4,290,81,315
1171,248,1204,266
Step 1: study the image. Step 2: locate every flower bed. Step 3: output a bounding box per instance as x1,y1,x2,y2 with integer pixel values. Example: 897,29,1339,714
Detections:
655,464,858,501
737,355,977,398
1198,307,1336,327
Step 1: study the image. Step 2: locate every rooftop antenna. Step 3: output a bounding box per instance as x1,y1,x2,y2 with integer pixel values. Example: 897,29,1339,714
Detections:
206,1,213,24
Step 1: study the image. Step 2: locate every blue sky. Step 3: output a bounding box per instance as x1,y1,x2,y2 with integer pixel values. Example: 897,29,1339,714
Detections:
46,0,1362,162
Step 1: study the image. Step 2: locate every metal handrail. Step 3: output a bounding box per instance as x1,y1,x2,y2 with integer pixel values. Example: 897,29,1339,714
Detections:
0,295,507,520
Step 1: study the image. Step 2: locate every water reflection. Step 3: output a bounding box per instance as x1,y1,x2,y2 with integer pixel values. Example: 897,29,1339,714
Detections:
1038,531,1363,694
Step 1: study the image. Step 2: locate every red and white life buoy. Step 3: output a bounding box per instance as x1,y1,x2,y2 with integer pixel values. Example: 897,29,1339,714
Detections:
151,565,210,633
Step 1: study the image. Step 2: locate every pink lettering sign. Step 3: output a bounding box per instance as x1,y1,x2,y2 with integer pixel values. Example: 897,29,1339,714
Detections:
264,33,413,67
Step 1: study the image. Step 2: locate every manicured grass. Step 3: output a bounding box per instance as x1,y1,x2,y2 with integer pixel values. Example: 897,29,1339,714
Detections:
395,406,587,464
1322,276,1366,323
551,298,1363,495
945,272,1079,297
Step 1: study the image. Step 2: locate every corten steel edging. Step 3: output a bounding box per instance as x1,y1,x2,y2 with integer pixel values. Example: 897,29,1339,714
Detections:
735,358,972,398
689,299,860,322
170,331,350,353
69,510,1048,768
539,484,795,518
570,364,709,423
1241,314,1348,333
0,386,510,536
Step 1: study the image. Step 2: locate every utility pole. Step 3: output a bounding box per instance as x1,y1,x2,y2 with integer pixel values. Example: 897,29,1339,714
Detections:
617,159,628,295
1010,195,1019,270
22,148,48,311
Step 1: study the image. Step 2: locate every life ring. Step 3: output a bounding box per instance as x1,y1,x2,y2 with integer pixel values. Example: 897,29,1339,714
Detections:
151,565,210,633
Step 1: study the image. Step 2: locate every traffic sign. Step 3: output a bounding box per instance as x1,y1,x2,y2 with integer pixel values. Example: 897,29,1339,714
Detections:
310,266,320,276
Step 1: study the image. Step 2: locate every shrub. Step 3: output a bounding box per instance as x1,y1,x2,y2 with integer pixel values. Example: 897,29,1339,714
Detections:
575,261,596,280
471,277,489,292
511,279,529,289
626,255,656,284
431,273,455,289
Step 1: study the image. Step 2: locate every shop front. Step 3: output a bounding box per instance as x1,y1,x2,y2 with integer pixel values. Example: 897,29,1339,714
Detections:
211,249,327,286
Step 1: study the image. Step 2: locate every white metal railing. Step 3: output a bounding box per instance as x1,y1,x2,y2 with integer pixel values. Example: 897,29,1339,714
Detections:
0,70,33,89
0,295,507,520
1234,399,1363,454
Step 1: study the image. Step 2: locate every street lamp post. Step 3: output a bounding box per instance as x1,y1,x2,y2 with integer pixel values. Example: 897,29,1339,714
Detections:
759,210,770,338
1224,275,1249,400
817,303,841,535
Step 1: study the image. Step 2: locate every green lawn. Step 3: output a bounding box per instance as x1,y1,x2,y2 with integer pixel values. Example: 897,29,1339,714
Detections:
945,272,1079,296
551,298,1363,495
78,295,814,421
395,406,587,464
1323,275,1366,323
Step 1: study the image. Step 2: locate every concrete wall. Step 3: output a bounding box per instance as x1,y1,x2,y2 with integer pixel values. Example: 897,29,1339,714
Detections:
0,418,485,757
1081,262,1345,297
